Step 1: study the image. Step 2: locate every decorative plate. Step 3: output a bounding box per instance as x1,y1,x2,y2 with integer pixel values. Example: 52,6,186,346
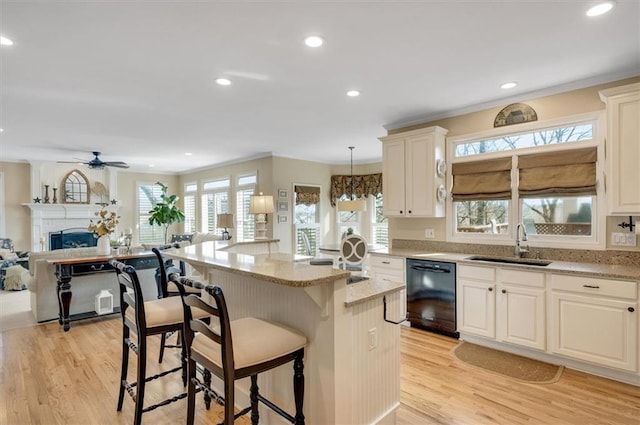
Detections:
436,184,447,202
436,159,446,178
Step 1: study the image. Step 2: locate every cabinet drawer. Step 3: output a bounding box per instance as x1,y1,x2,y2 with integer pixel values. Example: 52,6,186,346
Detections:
373,271,405,285
71,262,112,275
458,264,496,281
369,255,404,271
500,268,545,288
551,274,638,300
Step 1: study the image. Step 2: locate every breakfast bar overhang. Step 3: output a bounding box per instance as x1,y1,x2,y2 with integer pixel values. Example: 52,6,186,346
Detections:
165,241,405,425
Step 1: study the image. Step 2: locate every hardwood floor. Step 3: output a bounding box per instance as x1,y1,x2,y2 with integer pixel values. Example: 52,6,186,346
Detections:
1,318,638,424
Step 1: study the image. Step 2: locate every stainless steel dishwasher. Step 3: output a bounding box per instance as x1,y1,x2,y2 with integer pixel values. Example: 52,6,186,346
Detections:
406,259,458,337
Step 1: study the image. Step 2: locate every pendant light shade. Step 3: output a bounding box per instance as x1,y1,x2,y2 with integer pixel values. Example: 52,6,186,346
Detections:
338,146,367,212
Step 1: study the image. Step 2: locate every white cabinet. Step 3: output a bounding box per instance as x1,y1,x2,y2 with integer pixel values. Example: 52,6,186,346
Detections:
599,83,640,215
380,126,448,217
550,274,638,372
497,269,546,350
457,264,496,338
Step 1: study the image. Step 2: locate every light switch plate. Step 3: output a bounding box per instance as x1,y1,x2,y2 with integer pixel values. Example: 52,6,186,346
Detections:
424,228,435,238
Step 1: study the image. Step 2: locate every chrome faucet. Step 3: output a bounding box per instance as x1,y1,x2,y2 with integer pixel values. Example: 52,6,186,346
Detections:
515,223,529,257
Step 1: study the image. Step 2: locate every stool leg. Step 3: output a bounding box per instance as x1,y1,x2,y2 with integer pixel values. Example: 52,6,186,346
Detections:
185,357,197,425
133,335,147,425
293,352,305,425
250,375,259,425
117,325,130,411
203,368,212,410
158,332,167,363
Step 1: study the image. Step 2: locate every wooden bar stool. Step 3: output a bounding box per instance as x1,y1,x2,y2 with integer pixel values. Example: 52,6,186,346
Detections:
110,260,207,425
169,274,307,425
152,244,202,363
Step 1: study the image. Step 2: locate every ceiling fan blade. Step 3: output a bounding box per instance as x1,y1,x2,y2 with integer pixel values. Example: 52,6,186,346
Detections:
103,162,130,168
57,160,88,164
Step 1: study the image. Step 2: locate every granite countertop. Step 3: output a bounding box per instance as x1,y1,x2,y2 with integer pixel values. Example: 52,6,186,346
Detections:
371,248,640,281
165,241,351,287
345,277,405,307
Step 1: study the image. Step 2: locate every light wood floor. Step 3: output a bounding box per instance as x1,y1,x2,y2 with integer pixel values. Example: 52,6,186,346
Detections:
1,318,638,424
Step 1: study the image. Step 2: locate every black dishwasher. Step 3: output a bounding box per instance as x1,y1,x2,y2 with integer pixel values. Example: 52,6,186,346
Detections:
406,259,458,338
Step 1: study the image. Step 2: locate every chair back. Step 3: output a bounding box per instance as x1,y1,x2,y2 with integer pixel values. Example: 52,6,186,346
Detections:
152,242,189,298
110,259,147,331
300,232,312,256
340,234,368,269
169,274,235,378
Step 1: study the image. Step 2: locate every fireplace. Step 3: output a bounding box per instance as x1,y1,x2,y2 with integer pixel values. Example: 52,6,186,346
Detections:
49,228,98,250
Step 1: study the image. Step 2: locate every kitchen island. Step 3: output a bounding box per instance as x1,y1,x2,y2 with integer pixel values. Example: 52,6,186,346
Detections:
165,241,405,425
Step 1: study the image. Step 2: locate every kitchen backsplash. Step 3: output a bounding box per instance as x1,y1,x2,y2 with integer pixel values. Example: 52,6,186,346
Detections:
392,239,640,267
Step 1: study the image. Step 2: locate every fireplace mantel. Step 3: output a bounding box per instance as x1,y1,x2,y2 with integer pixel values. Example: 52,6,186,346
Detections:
23,203,122,252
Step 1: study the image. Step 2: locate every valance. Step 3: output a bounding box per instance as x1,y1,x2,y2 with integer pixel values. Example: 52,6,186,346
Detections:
330,173,382,207
294,185,321,206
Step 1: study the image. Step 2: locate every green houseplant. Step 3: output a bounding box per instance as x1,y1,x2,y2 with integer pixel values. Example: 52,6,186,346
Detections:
148,182,185,243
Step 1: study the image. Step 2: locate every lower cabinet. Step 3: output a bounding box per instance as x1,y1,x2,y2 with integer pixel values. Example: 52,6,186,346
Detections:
457,265,496,339
550,274,638,372
368,254,407,321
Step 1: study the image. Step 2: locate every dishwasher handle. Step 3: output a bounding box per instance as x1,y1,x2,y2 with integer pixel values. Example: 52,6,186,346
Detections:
409,264,451,273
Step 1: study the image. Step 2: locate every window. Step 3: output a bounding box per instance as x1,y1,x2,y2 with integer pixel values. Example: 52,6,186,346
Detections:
449,115,601,246
183,183,197,233
294,185,321,255
337,194,361,239
372,194,389,245
137,182,165,244
235,174,256,242
201,178,230,235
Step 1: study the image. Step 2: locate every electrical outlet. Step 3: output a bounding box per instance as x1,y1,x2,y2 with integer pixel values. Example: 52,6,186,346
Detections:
368,327,377,350
424,228,435,239
611,232,637,247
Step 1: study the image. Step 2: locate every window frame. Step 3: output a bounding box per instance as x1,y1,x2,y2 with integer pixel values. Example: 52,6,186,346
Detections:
136,181,166,245
235,172,257,242
183,182,197,234
446,111,605,250
201,177,231,235
293,184,322,255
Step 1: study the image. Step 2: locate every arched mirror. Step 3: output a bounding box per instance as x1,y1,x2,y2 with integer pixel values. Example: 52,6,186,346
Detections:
62,169,90,204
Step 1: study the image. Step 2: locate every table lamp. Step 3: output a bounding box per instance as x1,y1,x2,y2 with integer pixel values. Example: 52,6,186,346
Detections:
249,193,275,239
217,213,234,240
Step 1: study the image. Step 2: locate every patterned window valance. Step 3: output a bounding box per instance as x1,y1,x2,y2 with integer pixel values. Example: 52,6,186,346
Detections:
330,173,382,207
294,185,321,206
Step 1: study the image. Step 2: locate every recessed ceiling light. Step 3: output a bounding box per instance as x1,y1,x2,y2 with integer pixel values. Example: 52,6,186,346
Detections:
0,128,4,132
149,164,155,168
346,90,361,97
0,36,13,46
184,152,193,156
586,1,615,16
215,78,231,86
304,35,324,48
500,82,518,89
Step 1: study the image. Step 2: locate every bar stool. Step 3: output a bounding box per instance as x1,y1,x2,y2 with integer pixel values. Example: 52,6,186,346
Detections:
110,260,208,425
152,244,202,363
169,273,307,425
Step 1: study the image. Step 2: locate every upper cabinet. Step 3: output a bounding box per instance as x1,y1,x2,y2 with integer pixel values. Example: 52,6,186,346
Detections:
599,83,640,215
380,126,448,217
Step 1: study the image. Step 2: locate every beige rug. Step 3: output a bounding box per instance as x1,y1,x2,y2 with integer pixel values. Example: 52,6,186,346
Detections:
452,341,563,384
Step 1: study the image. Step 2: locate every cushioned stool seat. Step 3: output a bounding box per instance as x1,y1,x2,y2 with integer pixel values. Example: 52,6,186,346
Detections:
125,296,209,328
192,317,307,369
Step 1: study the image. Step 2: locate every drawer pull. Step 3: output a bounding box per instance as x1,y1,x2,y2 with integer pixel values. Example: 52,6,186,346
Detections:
629,307,635,313
582,284,600,289
91,264,105,271
382,261,391,265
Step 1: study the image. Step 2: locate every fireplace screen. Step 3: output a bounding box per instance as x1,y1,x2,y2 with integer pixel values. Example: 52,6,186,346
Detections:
49,228,98,250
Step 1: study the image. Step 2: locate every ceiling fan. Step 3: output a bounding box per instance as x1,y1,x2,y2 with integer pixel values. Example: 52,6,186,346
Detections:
58,151,130,169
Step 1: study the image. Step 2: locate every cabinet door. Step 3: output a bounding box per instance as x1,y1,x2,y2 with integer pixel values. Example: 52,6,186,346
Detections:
405,134,434,217
382,139,406,216
551,292,637,371
603,86,640,214
457,279,496,338
497,285,546,350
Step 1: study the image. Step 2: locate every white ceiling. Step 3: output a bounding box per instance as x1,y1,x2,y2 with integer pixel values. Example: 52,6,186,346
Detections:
1,1,639,173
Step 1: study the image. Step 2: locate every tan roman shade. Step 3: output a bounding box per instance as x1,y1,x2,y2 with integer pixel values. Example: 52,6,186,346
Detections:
518,147,597,197
451,157,512,201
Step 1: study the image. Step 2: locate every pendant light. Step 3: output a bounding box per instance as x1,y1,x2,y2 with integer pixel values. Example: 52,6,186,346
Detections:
338,146,367,212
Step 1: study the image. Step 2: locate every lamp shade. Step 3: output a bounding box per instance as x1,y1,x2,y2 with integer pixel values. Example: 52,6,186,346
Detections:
338,199,367,212
217,213,234,228
249,194,275,214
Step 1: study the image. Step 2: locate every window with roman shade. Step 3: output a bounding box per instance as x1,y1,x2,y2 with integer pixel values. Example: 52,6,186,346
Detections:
451,157,512,201
518,147,597,197
294,185,320,205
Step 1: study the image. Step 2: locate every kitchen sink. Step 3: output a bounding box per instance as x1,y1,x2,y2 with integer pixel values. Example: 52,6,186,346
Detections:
466,255,552,267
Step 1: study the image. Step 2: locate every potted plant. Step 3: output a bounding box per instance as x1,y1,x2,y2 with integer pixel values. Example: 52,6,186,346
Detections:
88,206,120,255
148,182,185,243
